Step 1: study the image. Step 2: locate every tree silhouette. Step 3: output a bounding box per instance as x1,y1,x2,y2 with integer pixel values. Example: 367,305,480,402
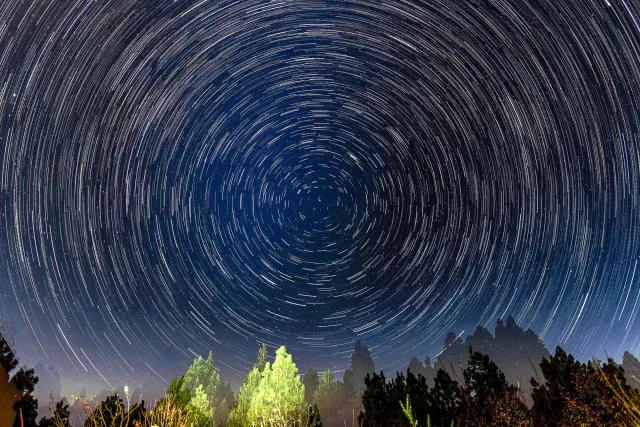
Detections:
303,369,319,403
1,331,18,375
436,332,467,382
12,367,39,427
351,341,375,396
428,369,462,426
435,316,549,405
307,403,323,427
530,346,640,425
342,368,356,402
37,399,70,427
84,393,123,427
358,371,398,427
458,348,529,425
313,370,348,424
622,351,640,389
407,357,425,378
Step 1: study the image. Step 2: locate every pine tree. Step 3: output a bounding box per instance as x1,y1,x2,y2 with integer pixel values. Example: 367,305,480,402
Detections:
248,346,305,425
228,344,270,426
351,341,375,397
180,352,222,406
313,370,347,423
12,367,39,427
428,369,462,426
0,331,18,374
303,369,319,403
343,368,356,402
459,349,530,425
189,384,214,427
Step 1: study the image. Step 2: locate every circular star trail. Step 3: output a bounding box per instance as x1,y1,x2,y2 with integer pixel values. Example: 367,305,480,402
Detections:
1,0,640,385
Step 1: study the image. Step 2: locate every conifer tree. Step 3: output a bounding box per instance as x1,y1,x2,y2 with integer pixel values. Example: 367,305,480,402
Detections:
248,346,305,425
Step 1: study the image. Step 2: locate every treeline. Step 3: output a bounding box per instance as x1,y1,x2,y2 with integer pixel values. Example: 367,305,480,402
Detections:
359,347,640,426
3,317,640,426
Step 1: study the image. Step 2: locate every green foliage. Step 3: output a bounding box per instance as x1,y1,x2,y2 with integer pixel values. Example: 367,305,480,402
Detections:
320,370,333,384
189,384,215,427
180,352,222,407
248,346,305,425
167,375,191,407
166,351,234,425
256,343,268,373
400,394,419,427
228,366,262,426
228,344,272,426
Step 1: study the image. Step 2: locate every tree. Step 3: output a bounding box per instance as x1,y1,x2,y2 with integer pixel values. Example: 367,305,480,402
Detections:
1,330,18,374
216,380,235,424
623,351,640,389
307,403,323,427
228,344,270,426
12,367,39,427
313,370,347,423
166,375,191,407
180,352,222,403
83,393,148,427
351,341,375,397
167,351,232,425
408,357,425,378
428,369,462,426
492,316,549,404
435,316,550,405
303,369,319,403
435,332,467,383
422,357,437,387
358,371,394,427
531,347,639,425
228,367,261,426
256,343,268,372
37,399,70,427
404,370,429,425
189,384,214,427
458,349,529,426
343,369,356,402
84,393,123,427
248,346,305,425
358,369,430,427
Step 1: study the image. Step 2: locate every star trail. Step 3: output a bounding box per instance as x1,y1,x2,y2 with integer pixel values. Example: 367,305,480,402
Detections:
1,0,640,392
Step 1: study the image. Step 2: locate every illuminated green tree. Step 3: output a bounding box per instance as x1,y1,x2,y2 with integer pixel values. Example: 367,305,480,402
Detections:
189,384,214,427
228,343,269,426
248,346,305,424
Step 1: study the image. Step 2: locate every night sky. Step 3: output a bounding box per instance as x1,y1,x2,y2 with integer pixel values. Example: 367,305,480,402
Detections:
1,0,640,397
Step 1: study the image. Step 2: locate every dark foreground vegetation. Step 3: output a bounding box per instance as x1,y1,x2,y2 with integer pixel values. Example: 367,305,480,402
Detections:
2,316,640,426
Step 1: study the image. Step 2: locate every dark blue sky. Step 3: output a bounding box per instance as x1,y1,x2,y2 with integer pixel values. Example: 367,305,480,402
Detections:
1,0,640,398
